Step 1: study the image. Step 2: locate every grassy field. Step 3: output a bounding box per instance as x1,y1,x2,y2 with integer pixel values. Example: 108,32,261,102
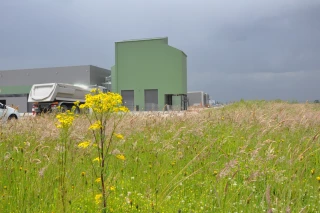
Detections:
1,100,320,212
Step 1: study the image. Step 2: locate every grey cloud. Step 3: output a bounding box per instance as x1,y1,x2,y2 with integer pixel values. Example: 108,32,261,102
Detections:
1,0,320,102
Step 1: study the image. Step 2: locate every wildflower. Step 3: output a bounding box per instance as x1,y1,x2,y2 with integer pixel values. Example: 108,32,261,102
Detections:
81,172,86,176
95,178,101,183
19,166,22,171
74,100,80,106
114,133,124,140
78,141,90,149
171,161,176,166
109,186,115,191
95,194,103,204
213,170,218,176
317,176,320,182
79,90,129,113
89,121,102,130
93,157,101,162
311,169,315,175
116,154,126,161
55,110,74,129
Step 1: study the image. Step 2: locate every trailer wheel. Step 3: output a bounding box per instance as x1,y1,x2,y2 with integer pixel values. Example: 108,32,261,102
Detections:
60,105,69,112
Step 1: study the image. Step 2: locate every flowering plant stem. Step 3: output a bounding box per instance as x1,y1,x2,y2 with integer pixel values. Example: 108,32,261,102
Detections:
77,90,129,212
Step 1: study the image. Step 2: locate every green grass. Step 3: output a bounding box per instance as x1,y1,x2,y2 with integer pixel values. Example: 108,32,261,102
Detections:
1,101,320,212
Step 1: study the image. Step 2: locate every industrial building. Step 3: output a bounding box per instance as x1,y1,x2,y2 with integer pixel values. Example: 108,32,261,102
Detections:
111,37,188,111
0,65,110,112
188,91,210,107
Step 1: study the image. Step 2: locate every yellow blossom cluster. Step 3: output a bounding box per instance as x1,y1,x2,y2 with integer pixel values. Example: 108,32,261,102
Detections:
93,157,101,162
114,133,124,140
55,110,74,129
89,121,102,130
95,194,103,204
116,154,126,161
78,89,129,114
78,141,90,149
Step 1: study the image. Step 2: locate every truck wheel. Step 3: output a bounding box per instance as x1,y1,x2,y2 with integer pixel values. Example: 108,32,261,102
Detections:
60,105,69,112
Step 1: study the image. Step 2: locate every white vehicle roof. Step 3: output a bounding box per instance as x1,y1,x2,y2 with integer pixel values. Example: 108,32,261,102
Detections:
28,83,91,103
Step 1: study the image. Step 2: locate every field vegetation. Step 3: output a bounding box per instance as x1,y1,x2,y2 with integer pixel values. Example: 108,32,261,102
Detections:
1,100,320,212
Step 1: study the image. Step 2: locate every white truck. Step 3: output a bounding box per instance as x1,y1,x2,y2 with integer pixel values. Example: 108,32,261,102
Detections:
28,83,105,115
0,102,20,121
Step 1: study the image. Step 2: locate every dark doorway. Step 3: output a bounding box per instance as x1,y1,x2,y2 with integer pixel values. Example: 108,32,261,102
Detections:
144,89,158,111
121,90,134,111
0,100,6,105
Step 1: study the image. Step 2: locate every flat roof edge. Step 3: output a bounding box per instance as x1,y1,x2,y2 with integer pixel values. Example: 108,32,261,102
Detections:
116,37,168,43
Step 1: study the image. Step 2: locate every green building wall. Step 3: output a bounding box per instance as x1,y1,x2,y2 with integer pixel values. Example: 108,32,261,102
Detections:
112,37,187,111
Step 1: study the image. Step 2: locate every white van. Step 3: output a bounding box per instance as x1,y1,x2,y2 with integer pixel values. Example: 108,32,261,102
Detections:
0,103,20,121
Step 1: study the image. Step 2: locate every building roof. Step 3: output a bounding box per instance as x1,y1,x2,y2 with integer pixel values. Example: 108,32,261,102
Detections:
115,37,168,43
0,65,109,72
115,37,187,56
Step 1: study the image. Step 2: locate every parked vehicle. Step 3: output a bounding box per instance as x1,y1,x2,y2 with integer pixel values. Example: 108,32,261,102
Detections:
0,103,20,121
28,83,88,114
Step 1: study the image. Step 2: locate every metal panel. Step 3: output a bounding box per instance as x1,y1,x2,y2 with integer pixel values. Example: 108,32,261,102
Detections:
4,96,28,112
144,89,158,111
187,92,204,106
0,66,91,88
90,65,111,86
121,90,134,111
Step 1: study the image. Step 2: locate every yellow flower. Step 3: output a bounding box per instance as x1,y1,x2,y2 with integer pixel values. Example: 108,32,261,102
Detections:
95,177,101,183
81,172,86,176
93,157,101,162
311,169,315,175
78,141,90,149
109,186,115,191
114,133,124,140
213,170,218,176
55,110,75,129
317,176,320,181
79,90,129,113
116,154,125,161
95,194,103,204
89,121,102,130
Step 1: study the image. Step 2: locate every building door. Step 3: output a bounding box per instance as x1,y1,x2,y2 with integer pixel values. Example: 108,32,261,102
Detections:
121,90,134,111
145,89,158,111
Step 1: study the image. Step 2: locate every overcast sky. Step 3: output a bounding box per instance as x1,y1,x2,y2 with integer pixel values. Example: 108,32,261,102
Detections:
1,0,320,102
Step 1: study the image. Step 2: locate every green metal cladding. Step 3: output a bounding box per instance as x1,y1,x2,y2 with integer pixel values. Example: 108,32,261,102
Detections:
112,37,187,111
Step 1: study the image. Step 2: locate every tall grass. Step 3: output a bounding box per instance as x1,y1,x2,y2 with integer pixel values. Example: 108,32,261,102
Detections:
1,101,320,212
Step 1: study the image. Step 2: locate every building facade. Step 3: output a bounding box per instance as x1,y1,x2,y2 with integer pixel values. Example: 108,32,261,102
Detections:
111,37,187,111
0,65,110,112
